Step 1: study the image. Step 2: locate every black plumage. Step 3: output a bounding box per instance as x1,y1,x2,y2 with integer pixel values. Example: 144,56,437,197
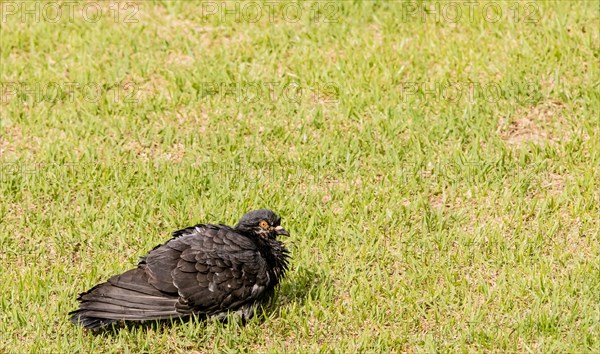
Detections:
69,209,290,329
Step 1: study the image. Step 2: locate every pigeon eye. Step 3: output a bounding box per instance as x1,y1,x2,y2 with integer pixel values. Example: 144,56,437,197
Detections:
259,220,269,229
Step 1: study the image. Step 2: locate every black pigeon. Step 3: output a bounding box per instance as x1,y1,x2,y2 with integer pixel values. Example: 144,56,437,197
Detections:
69,209,290,329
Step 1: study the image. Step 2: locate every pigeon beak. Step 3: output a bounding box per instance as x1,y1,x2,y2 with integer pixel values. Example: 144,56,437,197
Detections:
274,225,290,237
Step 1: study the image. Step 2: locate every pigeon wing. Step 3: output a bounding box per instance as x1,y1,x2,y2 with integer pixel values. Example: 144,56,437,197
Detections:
143,224,273,317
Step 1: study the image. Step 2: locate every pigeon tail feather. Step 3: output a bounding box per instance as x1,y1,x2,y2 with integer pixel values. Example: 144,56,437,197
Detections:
69,268,179,329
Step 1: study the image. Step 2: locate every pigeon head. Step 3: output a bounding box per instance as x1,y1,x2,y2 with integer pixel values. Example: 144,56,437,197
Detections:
234,209,290,239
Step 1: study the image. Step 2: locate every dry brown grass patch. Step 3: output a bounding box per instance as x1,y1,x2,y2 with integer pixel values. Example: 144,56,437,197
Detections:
498,101,568,146
123,141,185,163
166,52,195,67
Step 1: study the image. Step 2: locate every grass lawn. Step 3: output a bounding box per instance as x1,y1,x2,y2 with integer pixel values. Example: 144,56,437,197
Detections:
1,0,599,352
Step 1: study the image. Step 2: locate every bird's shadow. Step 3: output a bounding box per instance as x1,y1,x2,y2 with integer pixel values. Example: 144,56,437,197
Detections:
275,267,327,308
83,267,327,335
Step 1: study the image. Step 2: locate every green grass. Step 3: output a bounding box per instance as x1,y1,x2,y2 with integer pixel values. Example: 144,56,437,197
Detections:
1,0,599,352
